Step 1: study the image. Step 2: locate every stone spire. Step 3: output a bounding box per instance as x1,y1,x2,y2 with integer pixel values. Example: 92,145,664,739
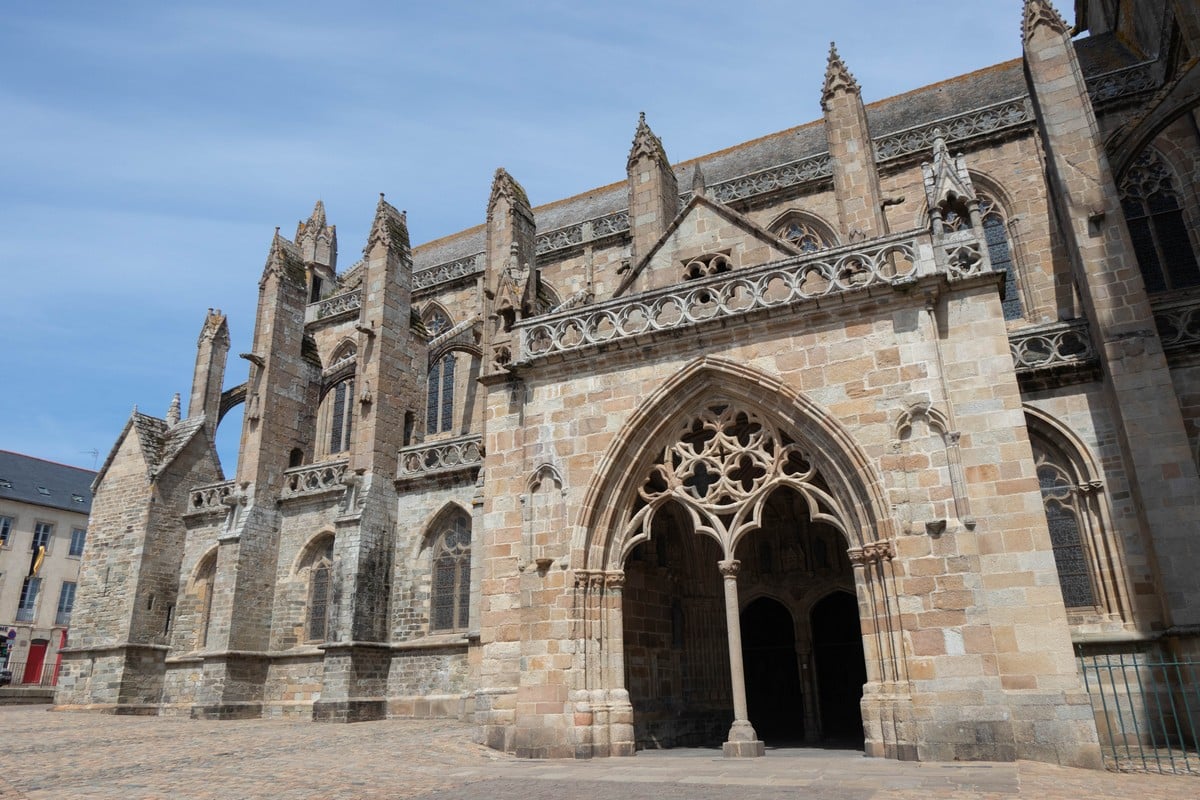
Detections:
188,308,229,438
691,162,707,197
366,193,410,257
484,167,537,374
165,393,181,427
296,199,336,269
1022,0,1069,41
626,111,671,172
626,112,679,266
820,43,885,240
821,42,861,110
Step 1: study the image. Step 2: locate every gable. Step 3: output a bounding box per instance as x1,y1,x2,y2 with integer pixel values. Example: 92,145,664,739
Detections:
618,195,801,296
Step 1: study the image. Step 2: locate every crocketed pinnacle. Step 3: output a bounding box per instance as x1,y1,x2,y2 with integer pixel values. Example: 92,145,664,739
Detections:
627,111,670,171
487,167,532,216
821,42,860,109
367,193,410,254
166,393,181,427
1022,0,1069,42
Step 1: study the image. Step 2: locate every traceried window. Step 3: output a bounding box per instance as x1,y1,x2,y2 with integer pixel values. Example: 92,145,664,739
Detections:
1121,149,1200,293
430,512,471,632
326,378,355,453
779,220,831,253
1030,433,1096,609
303,535,335,643
944,194,1022,320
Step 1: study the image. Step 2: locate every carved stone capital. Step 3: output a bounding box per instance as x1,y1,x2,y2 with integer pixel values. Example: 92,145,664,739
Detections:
718,559,741,578
604,570,625,590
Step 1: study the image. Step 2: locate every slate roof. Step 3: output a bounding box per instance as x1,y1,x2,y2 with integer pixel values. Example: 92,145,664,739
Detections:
409,33,1139,273
92,412,208,490
0,450,96,514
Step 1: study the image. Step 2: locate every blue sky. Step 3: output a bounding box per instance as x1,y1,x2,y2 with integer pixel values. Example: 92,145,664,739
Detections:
1,1,1073,473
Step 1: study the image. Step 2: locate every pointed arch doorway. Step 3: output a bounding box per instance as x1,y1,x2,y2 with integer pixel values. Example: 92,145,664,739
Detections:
615,401,873,753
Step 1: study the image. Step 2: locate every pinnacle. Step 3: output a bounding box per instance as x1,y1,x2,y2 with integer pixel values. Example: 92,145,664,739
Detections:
1022,0,1069,42
822,41,860,105
627,111,669,170
309,199,326,227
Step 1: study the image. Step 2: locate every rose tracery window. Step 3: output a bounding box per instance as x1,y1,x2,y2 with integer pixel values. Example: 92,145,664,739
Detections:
628,404,843,548
1120,149,1200,293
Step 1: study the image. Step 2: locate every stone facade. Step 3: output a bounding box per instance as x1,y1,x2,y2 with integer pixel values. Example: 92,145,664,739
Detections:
57,0,1200,769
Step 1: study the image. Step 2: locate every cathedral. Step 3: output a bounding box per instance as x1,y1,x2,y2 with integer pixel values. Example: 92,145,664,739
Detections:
57,0,1200,769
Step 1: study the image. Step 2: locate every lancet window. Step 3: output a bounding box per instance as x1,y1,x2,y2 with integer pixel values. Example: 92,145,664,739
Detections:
430,512,471,632
424,310,456,435
326,378,355,454
302,535,335,642
192,551,217,650
1028,430,1098,609
1120,149,1200,293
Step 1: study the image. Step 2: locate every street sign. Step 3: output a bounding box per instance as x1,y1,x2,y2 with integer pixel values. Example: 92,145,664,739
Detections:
5,629,15,639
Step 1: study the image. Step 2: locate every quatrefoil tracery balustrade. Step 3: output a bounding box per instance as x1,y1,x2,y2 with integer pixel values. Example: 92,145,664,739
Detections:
624,404,847,557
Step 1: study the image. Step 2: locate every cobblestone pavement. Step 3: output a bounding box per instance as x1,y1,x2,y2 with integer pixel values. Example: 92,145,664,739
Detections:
0,706,1195,799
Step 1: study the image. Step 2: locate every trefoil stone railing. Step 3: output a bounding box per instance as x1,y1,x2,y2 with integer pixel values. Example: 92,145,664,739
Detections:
280,459,349,501
1086,60,1158,106
186,480,235,515
517,229,961,364
1008,319,1096,373
875,97,1032,163
397,435,483,481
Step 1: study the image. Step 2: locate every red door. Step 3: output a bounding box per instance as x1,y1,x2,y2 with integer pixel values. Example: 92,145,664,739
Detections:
22,640,47,685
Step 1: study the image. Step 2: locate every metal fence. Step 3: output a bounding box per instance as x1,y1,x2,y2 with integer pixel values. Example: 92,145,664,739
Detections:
1078,650,1200,775
0,660,59,688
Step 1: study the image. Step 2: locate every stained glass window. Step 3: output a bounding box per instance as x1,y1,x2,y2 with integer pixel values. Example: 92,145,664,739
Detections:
1121,150,1200,293
306,537,335,642
431,513,471,631
1032,438,1096,608
776,218,831,253
328,379,354,453
427,354,456,434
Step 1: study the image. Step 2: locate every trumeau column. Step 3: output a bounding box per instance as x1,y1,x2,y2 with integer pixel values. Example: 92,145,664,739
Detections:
626,112,678,266
187,308,229,445
718,559,764,758
822,44,887,240
1023,0,1200,628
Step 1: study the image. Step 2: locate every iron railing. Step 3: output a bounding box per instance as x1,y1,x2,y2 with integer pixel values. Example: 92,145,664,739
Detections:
0,659,59,687
1078,650,1200,775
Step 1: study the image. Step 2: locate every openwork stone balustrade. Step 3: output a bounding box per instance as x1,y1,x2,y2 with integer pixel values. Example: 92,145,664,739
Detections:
187,480,235,515
1008,319,1096,374
518,231,953,363
397,435,483,481
311,290,362,321
875,97,1032,162
1153,296,1200,355
280,460,349,500
1086,61,1157,105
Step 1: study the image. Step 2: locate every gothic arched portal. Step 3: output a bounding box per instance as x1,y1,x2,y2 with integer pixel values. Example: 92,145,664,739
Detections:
573,358,903,758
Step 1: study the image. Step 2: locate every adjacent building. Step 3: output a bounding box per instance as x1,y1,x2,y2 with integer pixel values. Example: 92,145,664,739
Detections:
0,451,93,686
56,0,1200,769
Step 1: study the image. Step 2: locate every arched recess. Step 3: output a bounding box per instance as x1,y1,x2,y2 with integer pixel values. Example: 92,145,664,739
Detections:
1023,406,1131,624
572,357,906,756
525,464,566,568
765,210,839,253
182,548,219,651
292,532,336,644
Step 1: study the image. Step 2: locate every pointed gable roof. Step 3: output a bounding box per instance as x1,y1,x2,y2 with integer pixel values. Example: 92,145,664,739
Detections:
92,411,209,490
616,193,803,297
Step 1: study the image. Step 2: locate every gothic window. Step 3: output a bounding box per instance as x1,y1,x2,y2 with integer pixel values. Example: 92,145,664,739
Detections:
330,341,356,366
771,214,835,254
1120,149,1200,293
303,535,335,643
1028,429,1099,610
326,378,355,453
426,353,456,434
430,512,471,632
942,194,1022,320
